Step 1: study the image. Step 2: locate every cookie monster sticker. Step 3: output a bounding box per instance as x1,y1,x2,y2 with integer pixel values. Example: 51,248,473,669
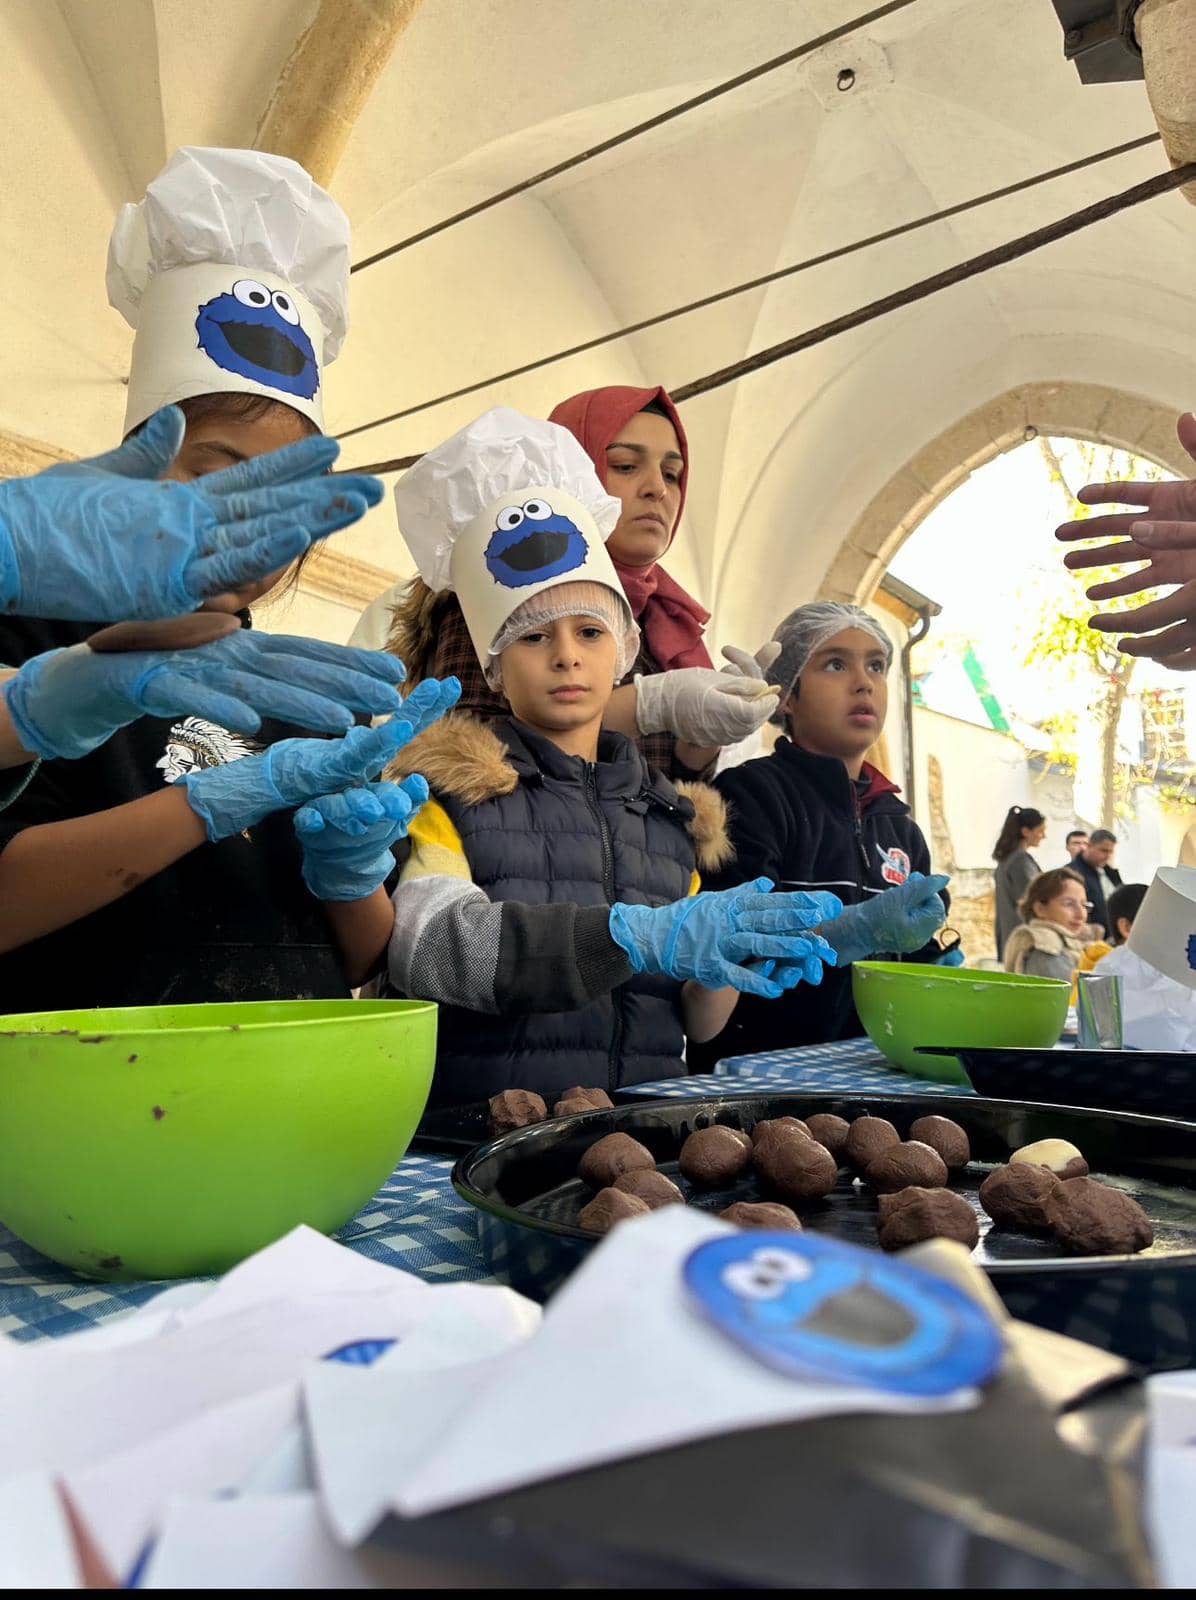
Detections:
484,498,590,590
684,1232,1002,1396
195,278,320,401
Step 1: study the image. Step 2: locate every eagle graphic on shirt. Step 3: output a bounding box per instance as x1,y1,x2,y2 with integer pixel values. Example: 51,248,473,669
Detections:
156,717,260,784
876,843,912,887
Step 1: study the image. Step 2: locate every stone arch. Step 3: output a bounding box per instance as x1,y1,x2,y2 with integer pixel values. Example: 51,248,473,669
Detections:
820,382,1194,605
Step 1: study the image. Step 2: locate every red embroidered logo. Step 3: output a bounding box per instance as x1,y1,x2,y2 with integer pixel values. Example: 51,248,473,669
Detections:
877,845,911,886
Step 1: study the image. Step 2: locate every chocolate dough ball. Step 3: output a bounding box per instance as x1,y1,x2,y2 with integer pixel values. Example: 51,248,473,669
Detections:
844,1116,901,1173
909,1115,971,1171
979,1163,1060,1231
1048,1177,1153,1256
805,1113,851,1157
1011,1138,1089,1183
877,1188,980,1252
488,1089,548,1134
720,1200,802,1232
612,1169,685,1209
679,1126,753,1186
578,1132,656,1188
866,1140,949,1194
579,1187,651,1234
750,1116,810,1147
552,1086,614,1117
756,1134,839,1202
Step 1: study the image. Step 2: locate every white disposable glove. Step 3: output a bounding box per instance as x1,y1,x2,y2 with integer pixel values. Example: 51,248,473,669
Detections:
634,666,780,747
720,641,783,682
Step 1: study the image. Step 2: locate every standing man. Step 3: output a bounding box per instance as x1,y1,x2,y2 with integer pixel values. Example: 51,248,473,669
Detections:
1065,830,1122,937
1065,829,1089,860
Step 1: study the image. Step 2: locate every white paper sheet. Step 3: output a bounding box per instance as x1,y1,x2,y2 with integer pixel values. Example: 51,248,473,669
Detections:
139,1493,394,1590
63,1383,298,1581
0,1472,81,1589
0,1284,430,1480
306,1281,541,1543
387,1208,975,1518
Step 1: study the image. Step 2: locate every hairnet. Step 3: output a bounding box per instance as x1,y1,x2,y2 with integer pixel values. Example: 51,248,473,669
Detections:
485,580,640,690
766,602,894,724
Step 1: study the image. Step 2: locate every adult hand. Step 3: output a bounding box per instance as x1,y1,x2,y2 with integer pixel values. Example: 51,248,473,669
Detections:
818,873,949,965
720,640,783,682
1,632,419,761
635,667,780,747
0,406,384,622
180,677,460,842
295,777,430,901
1056,413,1196,664
608,878,839,998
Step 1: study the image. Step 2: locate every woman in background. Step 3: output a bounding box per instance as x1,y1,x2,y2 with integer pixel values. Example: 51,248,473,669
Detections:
1002,867,1089,982
993,805,1046,959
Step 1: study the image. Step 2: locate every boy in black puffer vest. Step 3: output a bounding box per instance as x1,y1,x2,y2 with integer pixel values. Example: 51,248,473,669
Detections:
690,603,957,1069
371,410,836,1106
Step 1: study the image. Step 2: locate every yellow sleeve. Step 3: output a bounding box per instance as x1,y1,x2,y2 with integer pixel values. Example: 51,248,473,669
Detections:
1079,940,1113,975
400,798,471,883
689,871,701,898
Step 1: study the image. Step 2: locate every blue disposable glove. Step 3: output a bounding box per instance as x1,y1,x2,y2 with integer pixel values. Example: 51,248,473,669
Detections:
180,677,460,842
2,630,412,760
936,946,966,968
818,872,950,965
0,406,384,621
294,778,431,901
609,878,839,999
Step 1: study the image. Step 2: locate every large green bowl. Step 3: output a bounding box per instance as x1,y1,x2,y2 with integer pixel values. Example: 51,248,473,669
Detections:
0,998,436,1280
851,962,1070,1084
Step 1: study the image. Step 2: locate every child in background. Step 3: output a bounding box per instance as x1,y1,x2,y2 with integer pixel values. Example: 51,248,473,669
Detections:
357,409,837,1106
1077,881,1148,976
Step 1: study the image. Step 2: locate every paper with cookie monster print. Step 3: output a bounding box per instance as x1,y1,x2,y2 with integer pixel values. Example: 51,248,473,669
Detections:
196,278,320,401
483,495,590,590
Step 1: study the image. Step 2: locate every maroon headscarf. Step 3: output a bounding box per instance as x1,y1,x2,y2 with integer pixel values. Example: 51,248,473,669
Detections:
548,385,712,672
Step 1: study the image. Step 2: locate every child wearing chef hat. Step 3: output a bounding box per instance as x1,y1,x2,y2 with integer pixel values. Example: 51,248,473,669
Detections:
0,148,457,1013
348,407,835,1108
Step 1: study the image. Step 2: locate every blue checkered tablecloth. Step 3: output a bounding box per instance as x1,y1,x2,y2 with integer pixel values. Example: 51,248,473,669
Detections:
623,1036,977,1100
0,1040,958,1343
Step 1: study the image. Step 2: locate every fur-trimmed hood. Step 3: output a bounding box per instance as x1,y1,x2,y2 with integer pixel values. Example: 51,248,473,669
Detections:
1003,918,1085,971
388,712,732,874
385,576,455,683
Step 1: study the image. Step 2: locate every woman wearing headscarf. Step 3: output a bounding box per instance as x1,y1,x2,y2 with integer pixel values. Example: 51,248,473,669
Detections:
376,384,778,779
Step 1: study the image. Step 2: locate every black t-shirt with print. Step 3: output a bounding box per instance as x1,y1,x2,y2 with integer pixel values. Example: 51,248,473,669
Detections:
0,614,349,1014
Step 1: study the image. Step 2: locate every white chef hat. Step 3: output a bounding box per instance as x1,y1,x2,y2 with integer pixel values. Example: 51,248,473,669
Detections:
395,407,637,671
106,147,350,435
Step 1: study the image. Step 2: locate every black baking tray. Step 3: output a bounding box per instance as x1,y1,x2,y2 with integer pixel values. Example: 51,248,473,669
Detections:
936,1043,1196,1120
452,1091,1196,1371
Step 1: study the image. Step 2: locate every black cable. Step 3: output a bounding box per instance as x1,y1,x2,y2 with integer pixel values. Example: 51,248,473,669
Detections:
337,131,1161,450
672,160,1196,402
350,0,922,273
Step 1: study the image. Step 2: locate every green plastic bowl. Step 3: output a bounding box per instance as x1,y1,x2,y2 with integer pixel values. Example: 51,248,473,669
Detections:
851,962,1070,1084
0,998,437,1280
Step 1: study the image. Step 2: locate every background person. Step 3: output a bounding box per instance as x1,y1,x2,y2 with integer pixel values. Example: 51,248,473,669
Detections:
1077,880,1148,976
992,805,1046,956
1003,867,1090,981
1065,828,1123,938
1066,829,1089,860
